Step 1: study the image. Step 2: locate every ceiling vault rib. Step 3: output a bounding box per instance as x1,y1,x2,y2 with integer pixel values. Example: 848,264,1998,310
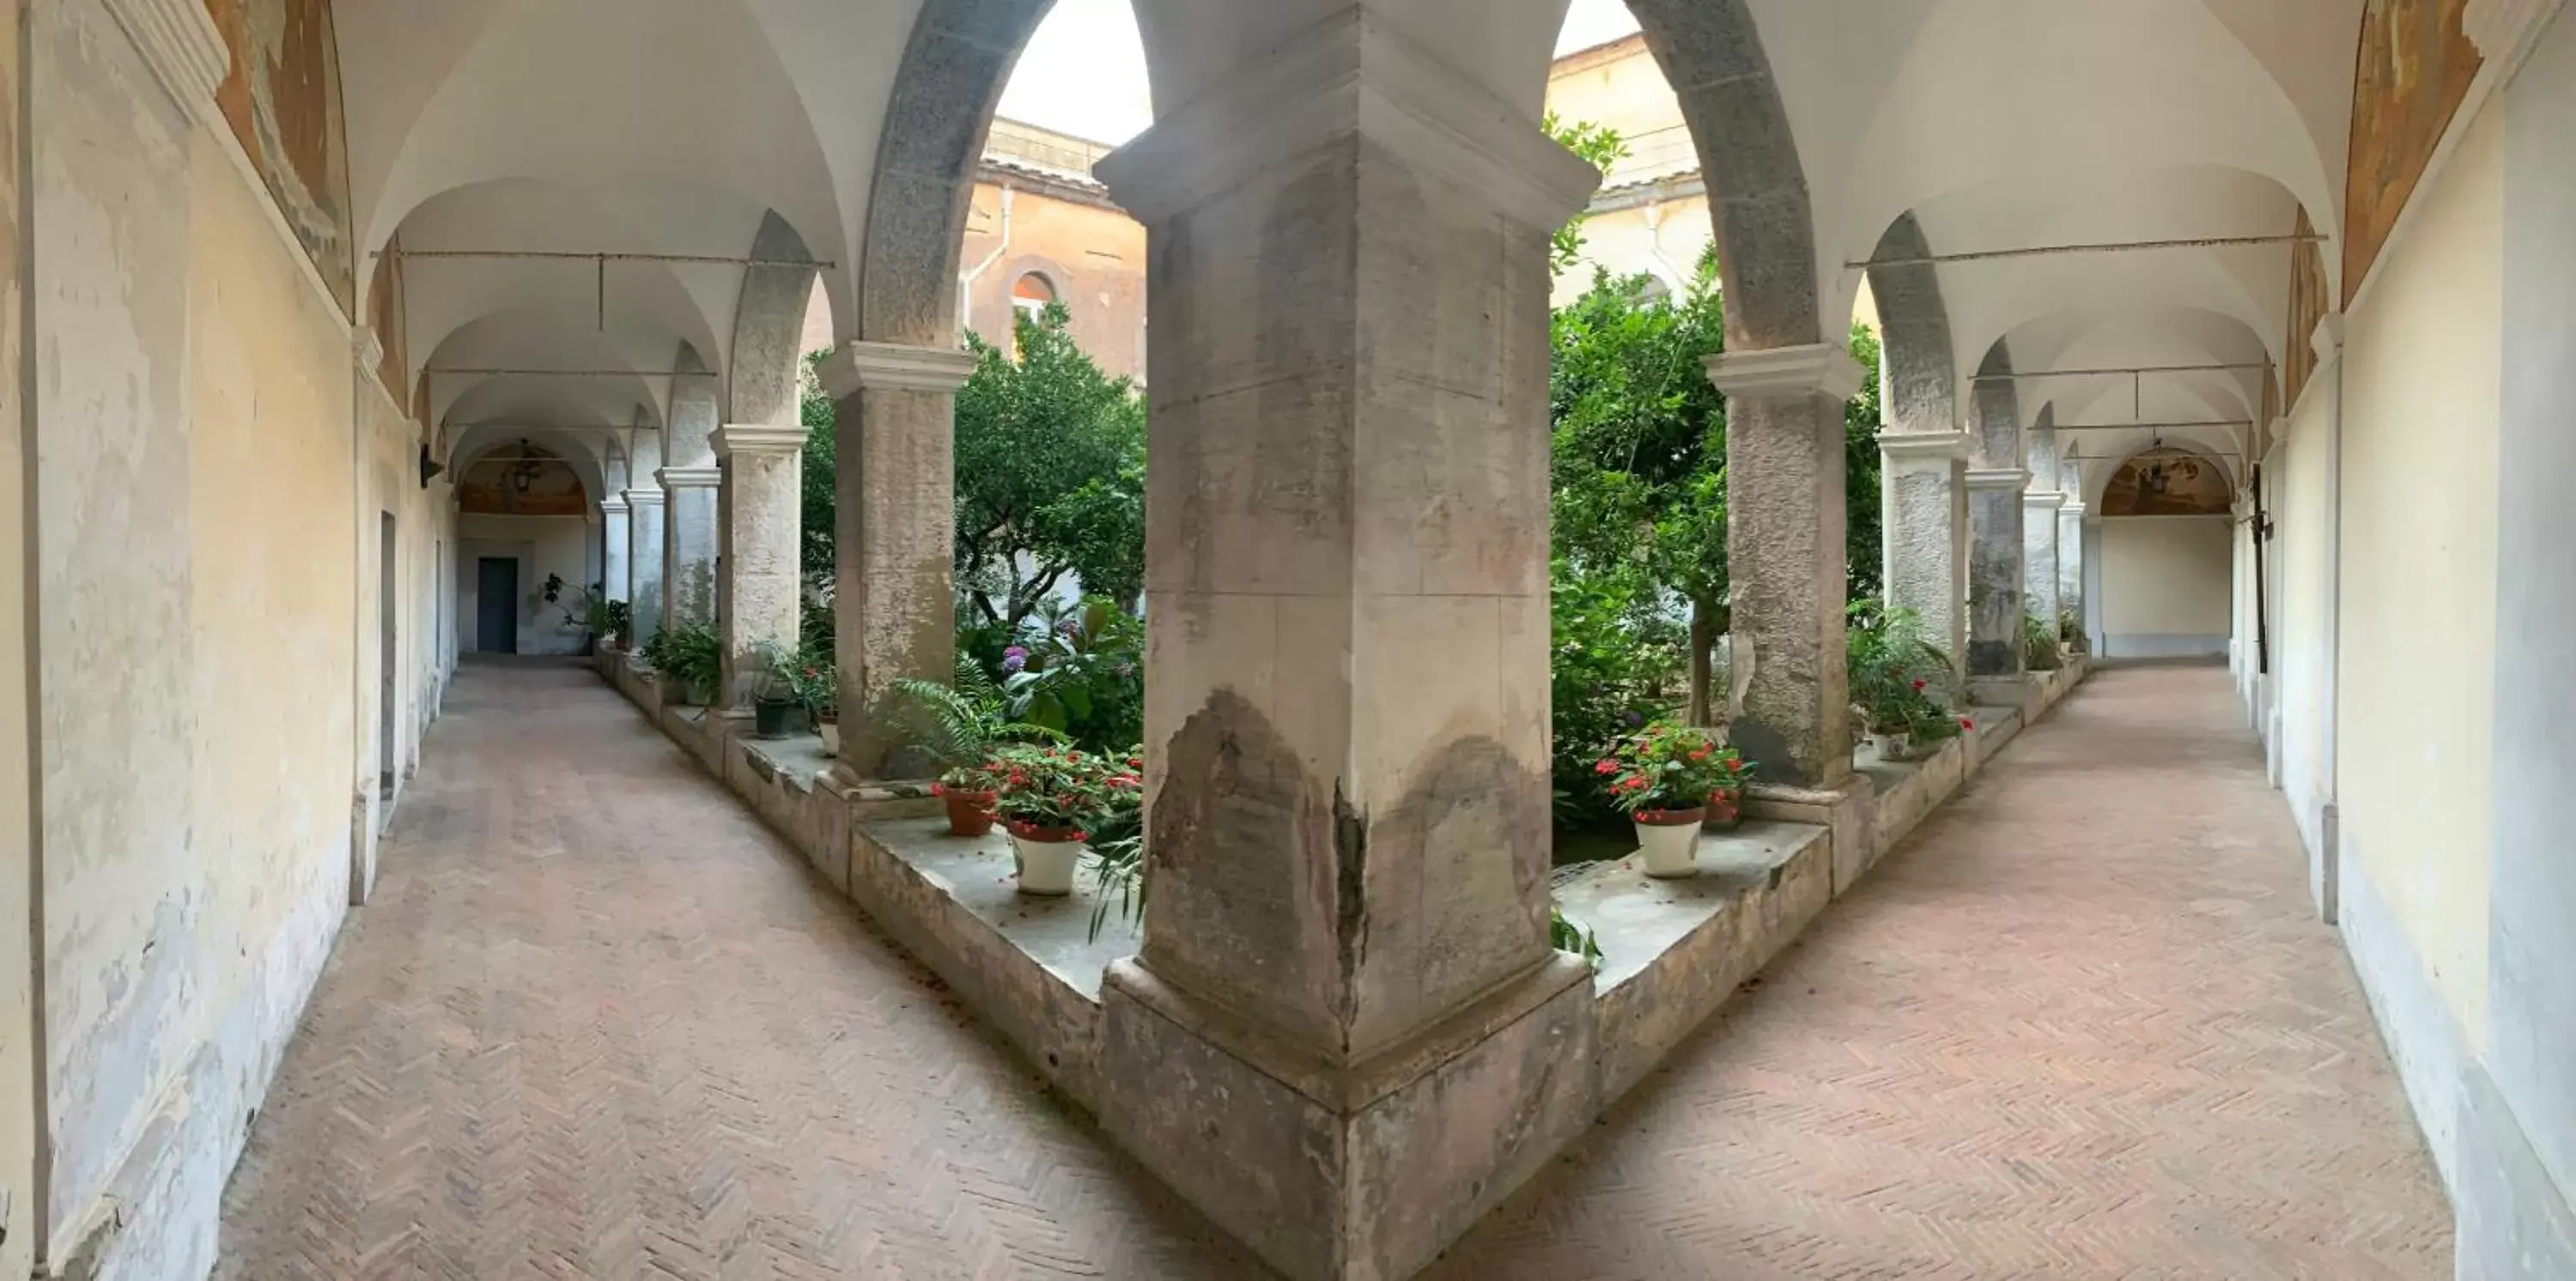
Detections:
1845,233,2322,270
2050,419,2251,432
1972,361,2267,381
425,367,717,378
379,249,837,268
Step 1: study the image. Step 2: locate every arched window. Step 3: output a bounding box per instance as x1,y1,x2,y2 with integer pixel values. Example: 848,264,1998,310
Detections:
1012,272,1056,324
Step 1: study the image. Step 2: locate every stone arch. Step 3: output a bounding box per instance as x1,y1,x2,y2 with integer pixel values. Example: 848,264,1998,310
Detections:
729,211,820,427
1970,337,2020,466
1625,0,1820,349
1866,211,1956,433
855,0,1058,347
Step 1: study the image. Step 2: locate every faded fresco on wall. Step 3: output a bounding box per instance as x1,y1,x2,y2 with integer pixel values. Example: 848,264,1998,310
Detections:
2343,0,2482,305
207,0,355,311
458,446,590,518
2283,207,2330,409
367,231,407,407
2101,447,2233,518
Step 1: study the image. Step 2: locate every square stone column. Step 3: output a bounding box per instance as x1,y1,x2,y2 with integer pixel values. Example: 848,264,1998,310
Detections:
1086,12,1602,1279
598,495,631,609
625,488,666,644
711,424,806,707
1707,344,1866,790
2023,489,2064,633
2057,499,2087,647
658,465,721,629
1879,431,1971,682
1966,467,2029,685
815,341,977,779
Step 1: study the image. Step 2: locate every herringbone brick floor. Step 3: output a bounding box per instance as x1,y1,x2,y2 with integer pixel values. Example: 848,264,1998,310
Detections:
214,659,1256,1279
218,659,2451,1279
1428,663,2452,1280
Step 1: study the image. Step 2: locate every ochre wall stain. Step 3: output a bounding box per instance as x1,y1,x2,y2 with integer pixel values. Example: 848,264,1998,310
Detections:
2343,0,2482,306
205,0,354,310
2283,207,2330,410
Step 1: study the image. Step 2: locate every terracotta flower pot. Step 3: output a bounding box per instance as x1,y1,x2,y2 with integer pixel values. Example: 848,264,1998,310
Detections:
1005,822,1086,896
940,787,999,837
1632,805,1708,879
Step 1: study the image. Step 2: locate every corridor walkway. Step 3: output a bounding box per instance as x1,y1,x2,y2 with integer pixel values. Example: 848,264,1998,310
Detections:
216,661,2451,1279
1431,663,2452,1279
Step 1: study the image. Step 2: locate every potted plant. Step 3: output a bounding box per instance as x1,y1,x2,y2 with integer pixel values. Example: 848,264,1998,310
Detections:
894,659,1064,835
1597,721,1735,878
2024,611,2063,672
1084,747,1148,942
646,623,721,706
993,744,1112,895
1703,745,1755,830
544,574,605,656
1847,601,1957,762
750,640,811,738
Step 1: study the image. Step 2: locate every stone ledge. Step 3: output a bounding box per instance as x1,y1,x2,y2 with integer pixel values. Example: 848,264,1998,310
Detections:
1556,821,1832,1102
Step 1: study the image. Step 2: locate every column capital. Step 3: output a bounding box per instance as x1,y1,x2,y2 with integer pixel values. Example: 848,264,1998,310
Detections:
1878,429,1972,461
599,494,630,516
817,341,978,400
1704,343,1866,404
657,465,721,490
1965,467,2032,492
623,486,666,507
1095,9,1601,232
2059,499,2088,518
352,325,386,372
710,423,808,458
102,0,228,131
2023,489,2069,511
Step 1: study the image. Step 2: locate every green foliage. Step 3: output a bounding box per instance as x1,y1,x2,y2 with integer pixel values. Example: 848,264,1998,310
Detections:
2058,605,2087,652
1845,322,1886,600
1550,904,1603,965
642,622,721,701
1845,599,1956,737
752,638,835,712
1548,564,1672,815
891,656,1064,788
2024,610,2064,671
800,352,837,584
955,304,1148,626
1000,596,1144,752
990,744,1132,831
1541,112,1628,273
1084,747,1149,944
588,598,631,647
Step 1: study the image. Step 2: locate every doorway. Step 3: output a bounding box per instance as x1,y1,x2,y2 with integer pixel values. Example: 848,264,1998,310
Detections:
476,556,519,653
380,514,398,799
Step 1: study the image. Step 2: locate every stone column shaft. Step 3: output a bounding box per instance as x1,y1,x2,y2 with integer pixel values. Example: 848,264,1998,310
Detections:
817,342,975,777
2024,489,2064,631
713,424,806,706
1710,344,1865,790
1967,468,2030,682
1084,14,1601,1278
2057,500,2087,646
599,495,631,608
1880,431,1971,681
626,489,666,643
659,466,720,628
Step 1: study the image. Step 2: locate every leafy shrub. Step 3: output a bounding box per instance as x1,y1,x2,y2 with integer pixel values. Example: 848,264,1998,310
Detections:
1001,597,1143,752
892,657,1063,789
2024,611,2063,672
643,622,721,701
1549,564,1670,817
1594,722,1752,816
1846,600,1958,735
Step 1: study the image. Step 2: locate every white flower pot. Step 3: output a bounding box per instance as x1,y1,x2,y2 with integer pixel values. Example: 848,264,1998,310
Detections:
817,720,840,756
1010,831,1085,896
1633,810,1706,879
1867,731,1911,761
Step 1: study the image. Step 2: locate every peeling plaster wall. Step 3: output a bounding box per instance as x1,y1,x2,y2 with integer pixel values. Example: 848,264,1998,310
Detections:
0,1,35,1274
2097,517,2232,657
2336,97,2501,1077
30,4,376,1273
353,368,447,903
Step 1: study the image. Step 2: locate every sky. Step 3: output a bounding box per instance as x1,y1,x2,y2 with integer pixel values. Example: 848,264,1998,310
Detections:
994,0,1644,145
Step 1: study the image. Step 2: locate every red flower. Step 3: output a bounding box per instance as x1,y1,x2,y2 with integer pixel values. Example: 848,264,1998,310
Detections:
1911,678,1926,691
1959,718,1975,731
1594,760,1618,775
1687,746,1710,761
931,781,945,796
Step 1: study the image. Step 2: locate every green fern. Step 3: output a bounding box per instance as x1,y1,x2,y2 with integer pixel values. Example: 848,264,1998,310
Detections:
891,657,1063,769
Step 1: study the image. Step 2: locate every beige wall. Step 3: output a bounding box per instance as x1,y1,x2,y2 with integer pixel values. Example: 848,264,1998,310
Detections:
459,514,597,657
2275,373,2336,859
0,1,32,1275
2337,98,2505,1055
2099,517,2233,650
960,179,1147,380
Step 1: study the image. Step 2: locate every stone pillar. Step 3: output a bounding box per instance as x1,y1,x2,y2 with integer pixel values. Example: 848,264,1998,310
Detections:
1085,15,1601,1279
2023,489,2063,633
814,342,975,778
711,424,805,707
626,488,666,643
659,465,720,628
2057,499,2087,647
1966,467,2030,693
598,495,631,609
1709,345,1866,790
1879,431,1971,680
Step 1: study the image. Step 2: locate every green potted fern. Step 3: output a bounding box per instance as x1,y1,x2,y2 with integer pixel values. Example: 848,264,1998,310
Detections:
893,659,1065,836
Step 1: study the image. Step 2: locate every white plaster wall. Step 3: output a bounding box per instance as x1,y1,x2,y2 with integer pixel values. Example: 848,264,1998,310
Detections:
2336,98,2502,1074
0,2,34,1273
29,5,370,1272
2275,386,2335,873
458,514,595,655
2098,516,2231,656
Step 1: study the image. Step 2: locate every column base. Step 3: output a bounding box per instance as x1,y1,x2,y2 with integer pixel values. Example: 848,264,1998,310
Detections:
1096,954,1596,1281
1745,780,1878,896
